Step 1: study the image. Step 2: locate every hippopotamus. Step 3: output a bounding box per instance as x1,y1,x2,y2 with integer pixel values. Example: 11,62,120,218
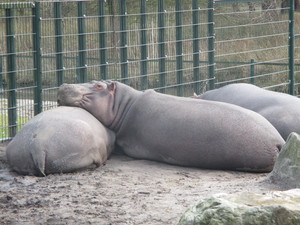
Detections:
6,106,115,176
57,80,285,172
197,83,300,140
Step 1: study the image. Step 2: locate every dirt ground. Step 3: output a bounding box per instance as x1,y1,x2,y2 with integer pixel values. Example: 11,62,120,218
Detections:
0,142,282,225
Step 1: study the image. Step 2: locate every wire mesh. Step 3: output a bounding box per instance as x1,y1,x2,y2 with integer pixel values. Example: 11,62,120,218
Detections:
0,3,35,140
0,0,299,140
214,1,291,92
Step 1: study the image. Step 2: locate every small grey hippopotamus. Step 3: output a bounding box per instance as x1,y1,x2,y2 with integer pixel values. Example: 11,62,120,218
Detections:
57,81,285,172
6,106,115,176
198,83,300,140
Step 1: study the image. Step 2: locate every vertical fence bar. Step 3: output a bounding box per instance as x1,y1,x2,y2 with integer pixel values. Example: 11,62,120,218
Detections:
5,8,17,137
99,0,107,80
140,0,148,90
33,2,42,115
158,0,166,93
207,0,215,90
250,58,255,84
288,0,295,95
77,1,87,83
54,2,64,86
120,0,128,84
175,0,183,96
0,55,3,91
192,0,200,94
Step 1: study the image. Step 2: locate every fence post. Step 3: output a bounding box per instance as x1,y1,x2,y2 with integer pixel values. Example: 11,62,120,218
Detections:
77,1,87,83
119,0,129,84
250,58,255,84
0,55,3,91
207,0,215,90
175,0,183,96
54,2,64,86
33,2,42,115
5,7,17,137
140,0,148,90
288,0,295,95
99,0,107,80
192,0,200,94
158,0,166,93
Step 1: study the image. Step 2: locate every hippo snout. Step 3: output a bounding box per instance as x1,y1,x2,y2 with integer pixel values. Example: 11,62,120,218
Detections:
57,83,96,107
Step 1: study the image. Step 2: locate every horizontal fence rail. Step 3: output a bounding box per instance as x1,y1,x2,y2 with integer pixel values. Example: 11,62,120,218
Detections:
0,0,299,141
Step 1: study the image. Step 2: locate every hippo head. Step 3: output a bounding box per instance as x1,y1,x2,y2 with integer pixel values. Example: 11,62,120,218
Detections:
57,80,116,127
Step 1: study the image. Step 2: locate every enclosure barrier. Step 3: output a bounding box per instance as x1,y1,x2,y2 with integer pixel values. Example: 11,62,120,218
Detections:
0,0,299,140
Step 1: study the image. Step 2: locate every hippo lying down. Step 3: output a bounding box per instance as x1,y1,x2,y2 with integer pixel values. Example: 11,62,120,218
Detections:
6,106,115,176
58,81,285,172
197,83,300,140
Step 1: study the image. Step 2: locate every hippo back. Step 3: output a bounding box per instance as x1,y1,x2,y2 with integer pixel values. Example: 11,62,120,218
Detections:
6,106,115,176
200,83,300,140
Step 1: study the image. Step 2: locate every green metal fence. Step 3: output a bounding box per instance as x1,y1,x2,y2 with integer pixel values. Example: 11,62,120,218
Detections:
214,0,298,93
0,0,299,141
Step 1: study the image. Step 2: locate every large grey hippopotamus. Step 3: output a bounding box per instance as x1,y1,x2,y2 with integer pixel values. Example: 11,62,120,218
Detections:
197,83,300,140
6,106,115,176
57,81,285,172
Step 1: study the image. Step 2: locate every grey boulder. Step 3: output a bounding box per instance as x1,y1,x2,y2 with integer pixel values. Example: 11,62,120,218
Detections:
178,189,300,225
266,132,300,189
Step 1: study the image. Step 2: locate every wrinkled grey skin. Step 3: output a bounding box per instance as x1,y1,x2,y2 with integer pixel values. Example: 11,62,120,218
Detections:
57,81,285,172
6,106,115,176
198,83,300,140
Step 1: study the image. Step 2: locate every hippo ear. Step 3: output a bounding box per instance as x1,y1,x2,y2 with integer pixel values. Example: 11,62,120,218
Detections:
107,82,116,94
193,93,200,99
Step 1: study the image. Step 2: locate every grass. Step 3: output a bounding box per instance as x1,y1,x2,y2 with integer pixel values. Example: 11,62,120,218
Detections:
0,114,29,140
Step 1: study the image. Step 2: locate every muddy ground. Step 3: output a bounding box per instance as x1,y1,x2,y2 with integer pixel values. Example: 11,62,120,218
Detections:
0,142,281,225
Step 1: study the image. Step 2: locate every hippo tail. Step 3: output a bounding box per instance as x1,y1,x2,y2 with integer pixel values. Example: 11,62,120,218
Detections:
30,146,46,177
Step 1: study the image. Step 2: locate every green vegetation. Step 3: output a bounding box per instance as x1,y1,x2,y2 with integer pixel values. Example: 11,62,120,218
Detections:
0,113,29,140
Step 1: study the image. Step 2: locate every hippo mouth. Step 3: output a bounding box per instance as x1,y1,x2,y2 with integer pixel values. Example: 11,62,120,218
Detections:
58,92,94,107
79,92,95,107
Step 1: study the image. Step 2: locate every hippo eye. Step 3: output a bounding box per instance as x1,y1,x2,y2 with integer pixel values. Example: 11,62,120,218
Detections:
95,82,104,90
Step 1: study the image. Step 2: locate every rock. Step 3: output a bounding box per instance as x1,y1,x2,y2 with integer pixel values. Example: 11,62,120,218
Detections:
266,132,300,189
178,189,300,225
